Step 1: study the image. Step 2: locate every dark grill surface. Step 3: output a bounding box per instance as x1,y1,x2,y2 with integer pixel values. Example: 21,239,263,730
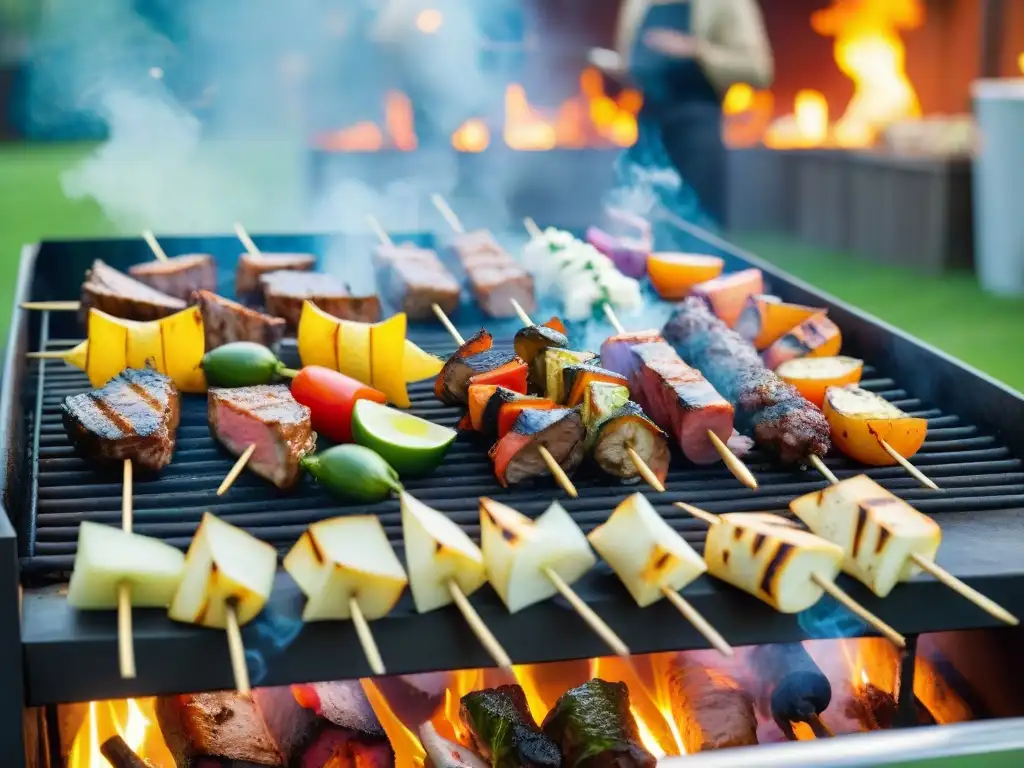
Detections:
20,332,1024,583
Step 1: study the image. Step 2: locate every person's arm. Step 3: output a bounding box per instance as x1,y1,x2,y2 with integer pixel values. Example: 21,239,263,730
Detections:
698,0,774,91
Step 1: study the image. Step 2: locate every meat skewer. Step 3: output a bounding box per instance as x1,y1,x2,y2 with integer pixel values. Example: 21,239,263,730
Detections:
679,503,906,647
600,302,758,490
791,474,1018,625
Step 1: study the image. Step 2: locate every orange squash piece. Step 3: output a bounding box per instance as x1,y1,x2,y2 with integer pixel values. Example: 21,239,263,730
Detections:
823,385,928,466
467,384,501,431
690,268,764,327
761,313,842,370
735,295,823,350
647,253,725,300
776,356,864,407
542,316,568,335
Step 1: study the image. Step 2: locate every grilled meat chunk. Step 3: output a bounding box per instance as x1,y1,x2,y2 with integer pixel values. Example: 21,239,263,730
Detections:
452,229,535,318
374,242,461,319
236,251,316,303
129,253,216,301
542,679,656,768
434,330,521,406
62,367,180,471
80,259,186,323
460,685,562,768
663,297,831,464
260,270,381,328
208,385,316,488
193,290,286,351
667,655,758,753
490,407,586,487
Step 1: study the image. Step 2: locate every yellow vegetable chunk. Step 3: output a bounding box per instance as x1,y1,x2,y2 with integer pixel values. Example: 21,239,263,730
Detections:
370,312,410,408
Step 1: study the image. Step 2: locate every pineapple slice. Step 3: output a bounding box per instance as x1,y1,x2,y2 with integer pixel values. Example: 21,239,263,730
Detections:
402,492,487,613
169,513,277,628
588,493,706,607
480,498,596,613
67,522,186,609
704,512,844,613
284,515,408,621
790,474,941,597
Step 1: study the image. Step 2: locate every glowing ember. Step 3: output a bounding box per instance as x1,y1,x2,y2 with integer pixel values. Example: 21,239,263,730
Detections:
416,9,443,34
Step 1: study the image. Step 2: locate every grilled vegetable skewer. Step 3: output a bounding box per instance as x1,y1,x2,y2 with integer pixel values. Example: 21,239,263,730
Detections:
678,502,906,647
791,475,1017,625
588,493,733,656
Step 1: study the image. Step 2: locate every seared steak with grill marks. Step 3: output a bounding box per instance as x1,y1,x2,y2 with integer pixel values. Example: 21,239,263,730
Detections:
261,271,382,328
208,385,316,488
193,290,286,351
62,367,180,471
236,252,316,303
129,253,216,301
80,259,186,323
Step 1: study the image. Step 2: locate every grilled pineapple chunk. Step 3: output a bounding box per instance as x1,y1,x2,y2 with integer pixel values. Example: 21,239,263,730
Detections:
480,498,597,613
704,513,844,613
284,515,408,621
68,522,186,609
790,475,941,597
588,493,706,607
169,513,277,628
402,492,487,613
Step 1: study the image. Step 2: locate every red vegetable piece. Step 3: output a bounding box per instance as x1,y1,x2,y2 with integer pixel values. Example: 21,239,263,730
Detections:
290,365,386,443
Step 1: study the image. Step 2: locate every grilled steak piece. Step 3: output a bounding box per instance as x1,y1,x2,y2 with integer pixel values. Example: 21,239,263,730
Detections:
667,655,758,752
80,259,186,323
461,685,562,768
451,229,535,318
62,367,180,471
260,271,382,328
208,385,316,488
236,251,316,303
193,290,286,351
374,242,461,319
129,253,216,301
663,297,831,464
490,407,586,487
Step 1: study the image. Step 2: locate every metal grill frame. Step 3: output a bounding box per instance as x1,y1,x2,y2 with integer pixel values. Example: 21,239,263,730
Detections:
5,229,1024,714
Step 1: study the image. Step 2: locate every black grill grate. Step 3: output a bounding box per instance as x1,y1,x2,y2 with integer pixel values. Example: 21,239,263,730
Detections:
19,332,1024,583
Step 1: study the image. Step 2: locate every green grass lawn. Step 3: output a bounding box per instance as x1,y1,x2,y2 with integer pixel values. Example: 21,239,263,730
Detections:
2,142,1023,391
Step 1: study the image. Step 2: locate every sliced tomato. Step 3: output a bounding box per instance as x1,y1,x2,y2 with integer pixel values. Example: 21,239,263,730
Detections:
498,399,556,439
468,359,528,394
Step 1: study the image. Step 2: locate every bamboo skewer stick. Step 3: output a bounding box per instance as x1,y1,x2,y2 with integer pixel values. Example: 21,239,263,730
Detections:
234,222,261,257
224,601,251,693
878,439,939,490
808,714,835,738
677,502,907,648
26,350,71,360
217,444,257,496
659,585,733,656
510,298,532,327
447,580,514,670
431,194,466,234
118,459,136,679
627,445,665,492
20,301,81,311
349,597,386,675
366,214,393,247
523,217,543,239
141,230,170,262
543,566,630,657
809,454,839,485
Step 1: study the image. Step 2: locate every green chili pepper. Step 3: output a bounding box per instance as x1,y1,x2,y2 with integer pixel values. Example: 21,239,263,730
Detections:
201,342,297,387
299,444,403,503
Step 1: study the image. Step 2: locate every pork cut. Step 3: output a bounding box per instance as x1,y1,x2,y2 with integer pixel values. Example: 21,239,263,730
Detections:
451,229,535,318
373,242,461,319
260,271,382,328
193,290,287,351
62,367,180,471
129,253,217,301
208,385,316,488
80,259,186,323
235,252,316,303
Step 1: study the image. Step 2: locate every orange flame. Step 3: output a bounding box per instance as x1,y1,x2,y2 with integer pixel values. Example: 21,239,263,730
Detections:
361,679,427,767
67,698,172,767
386,90,418,151
452,118,491,153
1019,52,1024,74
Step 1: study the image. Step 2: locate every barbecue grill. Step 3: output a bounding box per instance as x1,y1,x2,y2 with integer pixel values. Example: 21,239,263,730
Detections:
5,222,1024,765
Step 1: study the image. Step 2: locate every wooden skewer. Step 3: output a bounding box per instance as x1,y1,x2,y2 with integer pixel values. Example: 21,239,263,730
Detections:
677,502,906,648
217,444,257,496
808,454,839,485
447,580,514,670
118,459,136,679
909,554,1018,625
537,444,579,498
349,597,386,675
366,214,394,247
26,350,71,360
878,439,939,490
523,217,543,239
510,297,532,327
602,302,758,491
234,222,261,257
659,584,733,656
141,230,170,262
224,601,251,694
808,713,835,738
543,566,630,657
20,301,81,312
431,194,465,234
627,445,664,492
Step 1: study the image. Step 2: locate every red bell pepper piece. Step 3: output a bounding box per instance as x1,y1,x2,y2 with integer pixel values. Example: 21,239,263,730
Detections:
468,359,528,394
290,365,386,443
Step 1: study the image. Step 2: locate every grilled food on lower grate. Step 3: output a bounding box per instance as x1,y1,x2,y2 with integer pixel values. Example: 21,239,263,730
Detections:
460,684,561,768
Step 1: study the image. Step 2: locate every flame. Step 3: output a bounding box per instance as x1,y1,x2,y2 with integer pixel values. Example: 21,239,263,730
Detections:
319,122,384,152
1019,52,1024,74
724,84,755,115
591,655,684,756
416,9,443,34
68,698,171,767
452,118,491,152
914,655,971,725
361,679,427,767
386,91,418,151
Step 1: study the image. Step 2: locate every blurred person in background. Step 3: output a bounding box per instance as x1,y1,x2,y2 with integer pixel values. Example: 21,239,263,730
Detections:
592,0,773,228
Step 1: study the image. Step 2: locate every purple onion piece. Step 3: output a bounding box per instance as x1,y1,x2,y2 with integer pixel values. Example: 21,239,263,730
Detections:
586,226,649,279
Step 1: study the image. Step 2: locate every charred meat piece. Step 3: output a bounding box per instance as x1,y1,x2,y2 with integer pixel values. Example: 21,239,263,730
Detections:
460,685,562,768
208,385,316,488
490,407,586,487
236,251,316,304
452,229,535,318
597,330,663,382
542,679,656,768
662,297,831,464
667,655,758,752
193,290,286,352
260,271,382,328
374,242,461,319
129,253,216,302
62,367,180,471
435,330,521,406
80,259,186,323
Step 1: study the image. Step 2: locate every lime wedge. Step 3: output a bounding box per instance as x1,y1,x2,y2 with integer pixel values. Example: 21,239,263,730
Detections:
352,400,456,476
